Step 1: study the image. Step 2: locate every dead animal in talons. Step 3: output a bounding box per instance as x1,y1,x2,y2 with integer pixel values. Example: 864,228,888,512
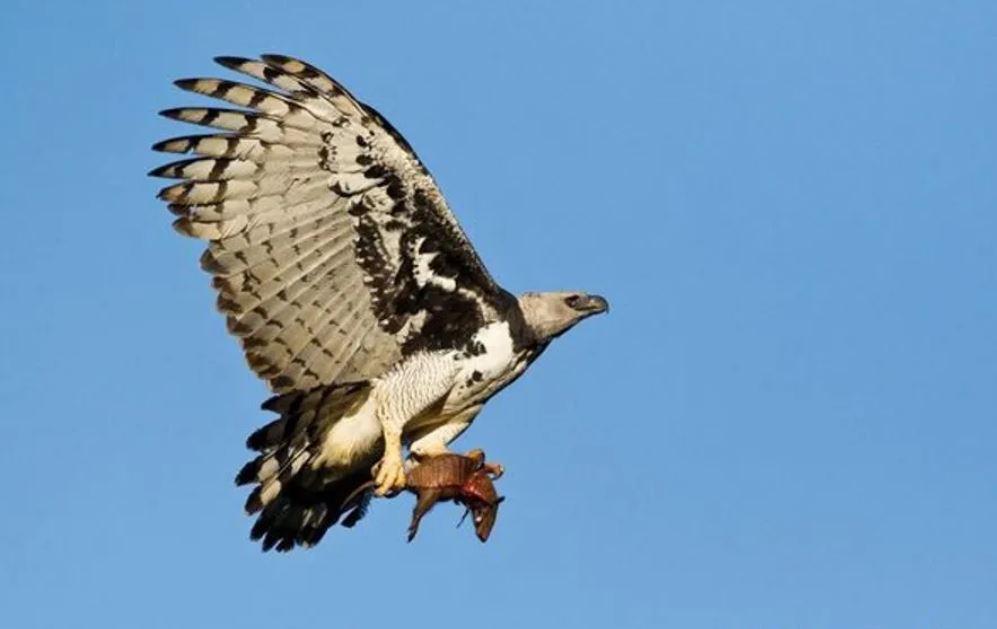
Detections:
405,449,504,542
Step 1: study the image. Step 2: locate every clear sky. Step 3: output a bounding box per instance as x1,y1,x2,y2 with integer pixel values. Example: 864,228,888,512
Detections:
2,1,995,627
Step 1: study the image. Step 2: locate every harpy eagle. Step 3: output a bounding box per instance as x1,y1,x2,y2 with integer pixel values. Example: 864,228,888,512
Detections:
151,54,608,551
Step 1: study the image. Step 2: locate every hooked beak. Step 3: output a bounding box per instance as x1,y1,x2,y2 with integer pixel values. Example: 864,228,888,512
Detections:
582,294,609,315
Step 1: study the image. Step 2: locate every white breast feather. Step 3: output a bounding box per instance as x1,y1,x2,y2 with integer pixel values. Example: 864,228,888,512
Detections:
445,321,519,412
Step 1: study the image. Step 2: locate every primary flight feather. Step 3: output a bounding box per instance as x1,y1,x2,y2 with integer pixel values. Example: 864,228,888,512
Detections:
151,54,608,551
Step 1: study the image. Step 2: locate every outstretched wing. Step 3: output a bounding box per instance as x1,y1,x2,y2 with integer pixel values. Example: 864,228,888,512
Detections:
152,54,506,392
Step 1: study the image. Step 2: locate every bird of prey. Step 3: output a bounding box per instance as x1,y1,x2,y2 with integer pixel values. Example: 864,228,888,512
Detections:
151,54,608,551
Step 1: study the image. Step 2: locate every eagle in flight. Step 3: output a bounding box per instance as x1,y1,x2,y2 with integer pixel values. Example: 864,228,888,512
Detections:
151,54,608,551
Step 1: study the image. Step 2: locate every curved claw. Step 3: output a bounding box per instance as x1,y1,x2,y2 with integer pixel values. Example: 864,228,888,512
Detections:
372,455,407,497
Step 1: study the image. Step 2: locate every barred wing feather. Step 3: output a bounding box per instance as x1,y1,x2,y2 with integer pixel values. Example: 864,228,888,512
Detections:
152,54,503,392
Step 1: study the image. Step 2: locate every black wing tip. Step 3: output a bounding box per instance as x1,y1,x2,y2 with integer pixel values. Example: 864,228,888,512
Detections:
158,108,184,120
173,77,203,90
149,157,209,179
150,138,176,153
147,158,193,178
214,55,252,69
261,53,323,76
151,136,197,154
155,182,188,202
147,164,169,178
260,52,295,64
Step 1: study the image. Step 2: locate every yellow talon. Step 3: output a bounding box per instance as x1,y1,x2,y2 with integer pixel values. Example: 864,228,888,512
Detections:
373,454,407,496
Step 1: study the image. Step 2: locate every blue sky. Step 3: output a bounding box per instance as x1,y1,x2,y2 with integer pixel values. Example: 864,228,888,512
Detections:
2,1,995,627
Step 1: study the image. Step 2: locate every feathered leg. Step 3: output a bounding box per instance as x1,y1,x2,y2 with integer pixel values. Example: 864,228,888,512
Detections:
370,353,459,496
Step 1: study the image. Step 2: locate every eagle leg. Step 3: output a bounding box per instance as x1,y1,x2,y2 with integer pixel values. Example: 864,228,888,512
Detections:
372,427,406,496
370,353,463,496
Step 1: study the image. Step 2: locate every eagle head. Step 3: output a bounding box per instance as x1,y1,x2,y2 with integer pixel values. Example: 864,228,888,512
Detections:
517,291,609,341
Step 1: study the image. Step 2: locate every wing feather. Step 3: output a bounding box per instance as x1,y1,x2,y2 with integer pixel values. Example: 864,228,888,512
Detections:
152,54,505,392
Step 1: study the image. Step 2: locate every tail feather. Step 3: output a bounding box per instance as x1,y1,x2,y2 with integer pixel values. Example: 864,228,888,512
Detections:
237,382,377,551
251,467,373,551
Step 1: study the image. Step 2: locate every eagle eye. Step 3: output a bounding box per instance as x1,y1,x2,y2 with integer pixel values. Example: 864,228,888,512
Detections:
564,295,582,309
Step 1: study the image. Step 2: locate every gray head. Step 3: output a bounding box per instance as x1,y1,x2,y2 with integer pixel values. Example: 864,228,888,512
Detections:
517,291,609,341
